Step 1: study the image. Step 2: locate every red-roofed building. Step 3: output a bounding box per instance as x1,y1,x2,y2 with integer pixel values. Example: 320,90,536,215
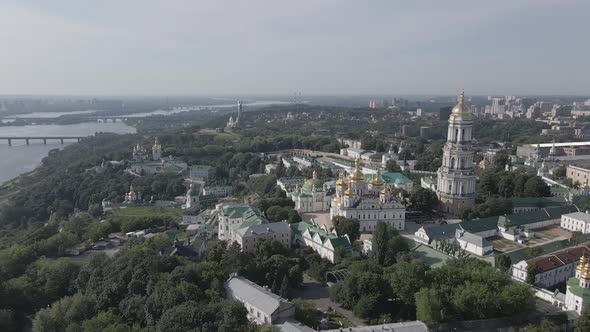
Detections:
512,242,590,288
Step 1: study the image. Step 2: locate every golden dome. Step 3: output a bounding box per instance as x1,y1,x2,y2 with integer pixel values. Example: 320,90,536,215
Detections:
451,91,472,117
369,170,385,187
350,158,365,182
344,179,355,197
153,137,162,149
578,255,587,274
379,184,391,197
581,262,590,280
336,172,347,187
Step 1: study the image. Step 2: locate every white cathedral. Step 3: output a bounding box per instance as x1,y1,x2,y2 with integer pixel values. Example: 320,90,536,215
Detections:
435,91,477,214
330,160,406,232
132,137,162,161
289,170,334,213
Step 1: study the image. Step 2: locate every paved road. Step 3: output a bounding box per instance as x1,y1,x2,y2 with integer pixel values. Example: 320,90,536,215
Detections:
295,274,364,327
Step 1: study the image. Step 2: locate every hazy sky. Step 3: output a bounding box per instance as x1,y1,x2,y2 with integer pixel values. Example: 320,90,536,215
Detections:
1,0,588,96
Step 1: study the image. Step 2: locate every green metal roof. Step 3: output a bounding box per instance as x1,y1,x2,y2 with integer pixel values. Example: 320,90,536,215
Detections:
222,204,268,225
567,277,590,297
328,237,352,249
511,196,568,208
362,172,412,185
460,217,499,233
291,221,350,249
498,205,579,228
380,172,412,184
191,164,211,170
546,205,579,219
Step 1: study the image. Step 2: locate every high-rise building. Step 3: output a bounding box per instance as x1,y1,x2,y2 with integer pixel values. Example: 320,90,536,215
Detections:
226,100,242,128
490,98,506,115
436,91,476,214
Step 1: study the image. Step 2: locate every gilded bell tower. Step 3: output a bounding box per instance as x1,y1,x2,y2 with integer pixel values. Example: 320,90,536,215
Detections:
436,91,476,214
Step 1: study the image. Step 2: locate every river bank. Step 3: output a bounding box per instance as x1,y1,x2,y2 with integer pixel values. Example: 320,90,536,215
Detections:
0,122,136,185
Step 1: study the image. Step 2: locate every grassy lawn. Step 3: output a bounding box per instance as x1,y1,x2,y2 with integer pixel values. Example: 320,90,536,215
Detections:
110,206,183,220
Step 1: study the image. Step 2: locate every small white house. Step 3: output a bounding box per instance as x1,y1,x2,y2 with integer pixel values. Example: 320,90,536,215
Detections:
561,211,590,234
455,229,493,256
224,274,295,325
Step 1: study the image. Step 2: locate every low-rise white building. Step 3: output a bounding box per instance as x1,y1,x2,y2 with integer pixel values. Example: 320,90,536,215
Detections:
414,223,462,245
224,274,295,325
341,147,367,160
414,223,492,257
217,204,268,241
190,165,213,180
497,205,579,241
231,221,292,254
292,154,314,169
561,211,590,233
455,229,493,256
265,164,277,174
202,186,232,197
291,222,351,263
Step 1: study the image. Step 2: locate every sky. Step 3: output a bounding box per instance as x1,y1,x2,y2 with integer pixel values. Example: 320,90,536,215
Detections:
0,0,588,96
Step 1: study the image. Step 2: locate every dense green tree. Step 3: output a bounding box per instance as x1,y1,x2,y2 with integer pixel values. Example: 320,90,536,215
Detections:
385,160,402,172
292,299,322,330
255,197,295,212
409,188,439,215
576,306,590,332
496,255,512,272
524,176,551,197
373,222,390,266
0,309,18,332
88,204,104,218
155,300,250,332
372,222,409,266
458,197,513,220
255,239,286,259
523,319,561,332
451,282,499,319
265,205,290,222
81,310,142,332
17,258,80,312
332,216,360,241
330,261,392,319
32,294,96,332
388,261,429,305
528,246,543,258
415,287,443,325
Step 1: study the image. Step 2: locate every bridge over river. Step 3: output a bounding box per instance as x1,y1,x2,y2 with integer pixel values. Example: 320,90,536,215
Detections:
0,136,89,146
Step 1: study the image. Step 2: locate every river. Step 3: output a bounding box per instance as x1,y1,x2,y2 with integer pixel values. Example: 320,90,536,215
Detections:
5,100,292,119
0,122,135,184
0,99,291,184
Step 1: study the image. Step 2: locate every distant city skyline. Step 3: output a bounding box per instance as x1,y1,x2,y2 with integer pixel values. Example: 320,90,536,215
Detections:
1,1,589,96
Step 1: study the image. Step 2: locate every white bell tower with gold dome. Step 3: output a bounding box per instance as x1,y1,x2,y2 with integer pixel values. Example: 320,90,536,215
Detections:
436,91,476,214
152,137,162,161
